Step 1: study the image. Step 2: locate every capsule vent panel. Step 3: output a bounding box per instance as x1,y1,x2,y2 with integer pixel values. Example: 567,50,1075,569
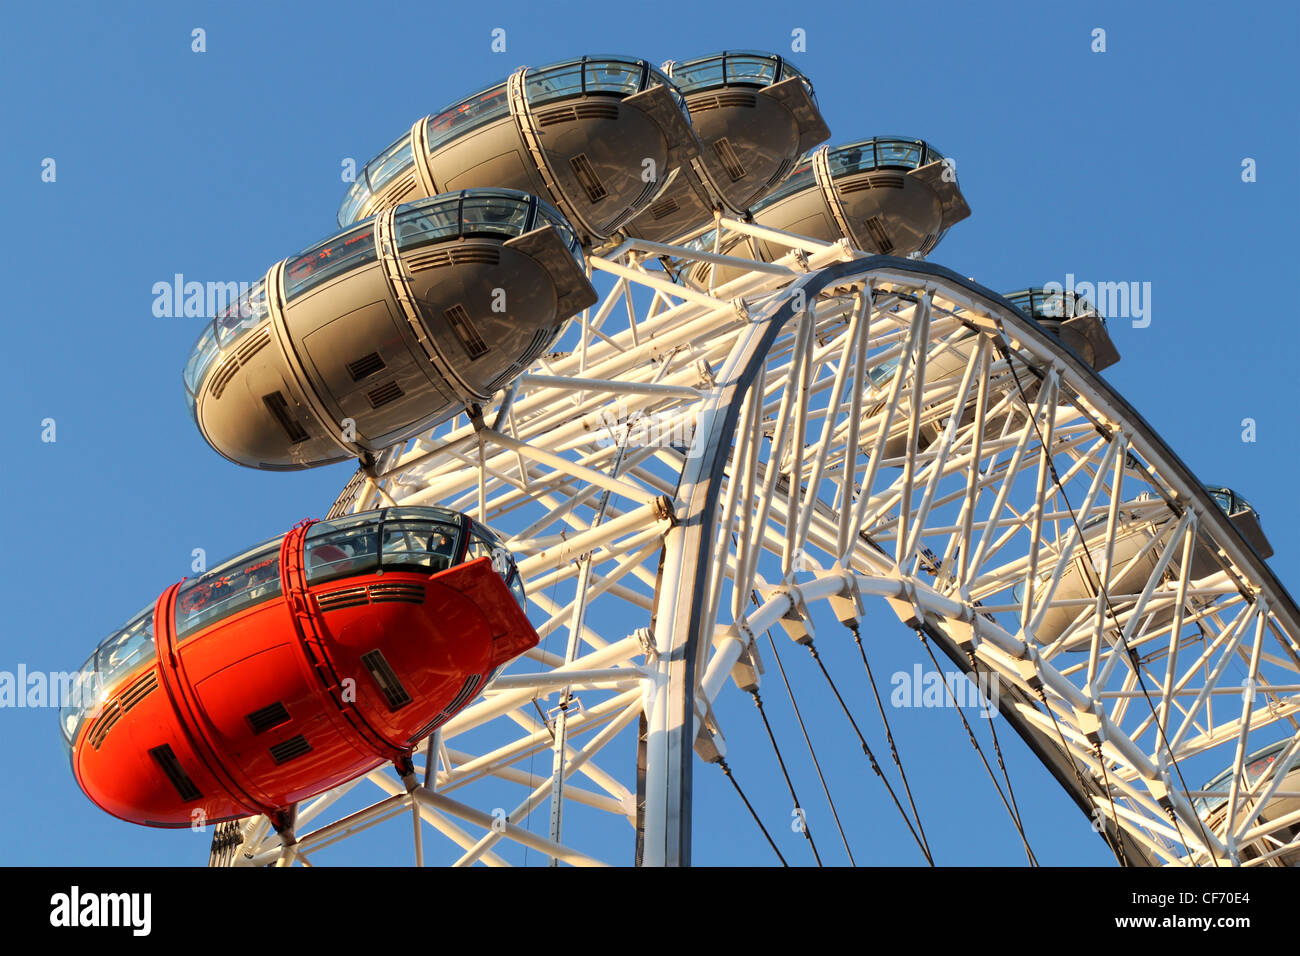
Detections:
246,701,291,735
316,586,370,612
119,670,158,712
442,303,489,360
347,351,386,382
369,581,426,605
536,102,620,127
649,197,680,220
149,744,203,801
367,381,405,409
861,216,894,255
269,735,312,765
406,247,500,272
209,327,272,400
841,173,905,194
443,674,482,717
235,327,272,364
524,327,555,364
484,329,550,395
262,391,310,445
361,649,412,711
765,156,796,190
485,362,525,395
569,153,608,203
88,671,158,750
87,706,122,750
711,137,747,182
689,91,757,113
210,356,242,400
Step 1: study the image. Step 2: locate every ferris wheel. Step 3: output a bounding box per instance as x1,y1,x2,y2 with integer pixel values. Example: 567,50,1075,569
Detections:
203,211,1300,866
55,47,1292,867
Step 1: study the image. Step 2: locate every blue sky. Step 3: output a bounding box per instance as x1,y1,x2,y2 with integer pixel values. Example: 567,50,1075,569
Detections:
0,0,1296,866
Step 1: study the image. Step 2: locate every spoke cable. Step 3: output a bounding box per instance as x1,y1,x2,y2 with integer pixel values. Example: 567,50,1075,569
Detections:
997,340,1215,865
764,632,857,865
800,637,935,863
718,758,788,866
748,687,824,865
846,621,934,863
915,629,1039,865
963,648,1038,865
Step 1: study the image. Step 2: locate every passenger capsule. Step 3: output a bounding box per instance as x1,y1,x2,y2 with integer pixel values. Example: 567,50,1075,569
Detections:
337,56,701,244
868,287,1121,462
61,508,535,828
691,137,971,286
184,189,596,470
619,51,830,244
1019,486,1274,646
1004,288,1119,372
1195,740,1300,864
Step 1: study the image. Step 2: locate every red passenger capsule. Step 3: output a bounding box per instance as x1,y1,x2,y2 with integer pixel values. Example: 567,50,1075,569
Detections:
61,507,536,829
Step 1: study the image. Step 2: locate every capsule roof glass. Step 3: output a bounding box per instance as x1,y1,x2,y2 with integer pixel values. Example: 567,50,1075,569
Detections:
183,188,581,417
1005,288,1105,326
752,136,948,216
339,56,687,229
665,50,815,100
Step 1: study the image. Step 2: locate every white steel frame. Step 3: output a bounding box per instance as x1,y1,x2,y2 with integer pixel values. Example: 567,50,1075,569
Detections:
216,218,1300,867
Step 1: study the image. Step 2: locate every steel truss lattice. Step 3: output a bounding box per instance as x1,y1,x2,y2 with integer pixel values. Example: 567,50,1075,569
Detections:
212,218,1300,868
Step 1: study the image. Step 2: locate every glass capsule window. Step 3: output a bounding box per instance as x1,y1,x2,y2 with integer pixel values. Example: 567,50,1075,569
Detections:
183,320,220,409
724,54,777,85
304,507,470,586
175,538,283,640
526,61,583,104
1207,487,1234,514
394,196,463,247
460,191,532,237
826,138,942,178
214,280,269,348
304,515,380,584
426,83,511,154
509,573,527,611
60,605,156,753
668,51,811,97
582,58,644,95
533,204,584,262
868,354,901,388
671,57,725,92
393,190,585,265
339,177,375,229
283,222,378,302
96,611,156,692
380,519,461,575
523,56,678,114
366,134,415,192
1005,289,1103,326
467,521,527,611
1205,486,1255,519
751,160,815,210
184,281,272,417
